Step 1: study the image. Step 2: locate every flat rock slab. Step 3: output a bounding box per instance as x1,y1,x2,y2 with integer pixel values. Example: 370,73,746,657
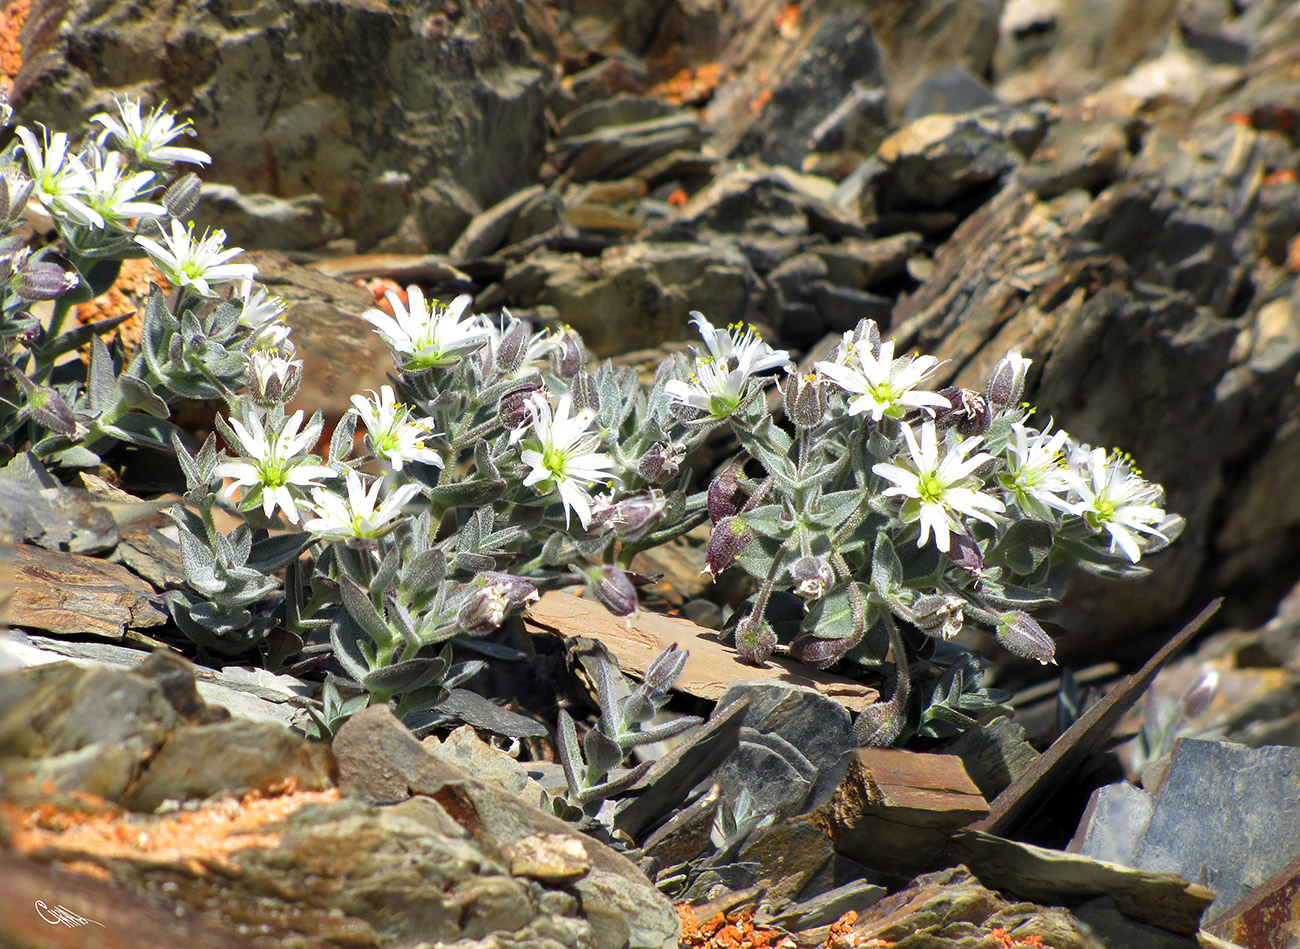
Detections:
522,591,878,713
2,544,167,641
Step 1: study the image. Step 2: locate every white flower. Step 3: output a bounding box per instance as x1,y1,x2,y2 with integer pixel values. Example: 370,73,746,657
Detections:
214,410,336,524
303,469,421,544
90,97,211,169
235,277,287,329
81,150,165,231
350,385,444,471
361,287,492,371
665,311,792,417
873,420,1005,552
815,337,950,421
134,219,257,297
999,422,1075,521
1065,447,1169,563
519,393,618,529
13,125,104,229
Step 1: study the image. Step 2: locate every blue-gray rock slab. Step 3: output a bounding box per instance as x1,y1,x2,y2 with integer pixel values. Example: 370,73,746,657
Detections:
1133,738,1300,919
333,705,681,949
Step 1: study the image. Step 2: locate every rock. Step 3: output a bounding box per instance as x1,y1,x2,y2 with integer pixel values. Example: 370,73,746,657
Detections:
808,232,924,289
1074,739,1300,920
1,544,167,641
1019,112,1132,199
1205,852,1300,947
736,817,838,908
505,833,591,884
945,714,1040,800
13,0,550,249
450,185,548,262
713,681,855,815
333,705,681,949
522,591,878,713
846,864,1107,948
192,183,342,251
870,103,1050,210
945,829,1215,936
552,107,705,182
816,748,988,883
496,242,762,357
904,63,1002,121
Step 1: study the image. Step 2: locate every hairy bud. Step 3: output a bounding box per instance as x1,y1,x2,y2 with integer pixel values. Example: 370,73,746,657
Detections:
707,456,747,524
791,632,852,669
986,350,1031,410
704,517,750,576
15,260,79,301
645,643,688,691
945,531,985,577
499,382,544,431
613,491,667,541
852,318,882,359
26,382,78,437
594,566,639,618
783,372,830,430
909,593,965,640
551,328,585,379
571,369,599,413
995,611,1056,665
735,613,776,665
163,172,203,220
494,317,529,375
637,440,683,485
458,573,539,633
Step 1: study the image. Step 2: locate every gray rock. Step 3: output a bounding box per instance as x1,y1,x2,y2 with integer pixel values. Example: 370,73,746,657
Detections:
712,681,856,816
904,63,1001,121
1071,779,1158,868
14,0,550,249
553,111,705,182
334,706,681,949
768,253,830,305
809,233,924,290
812,281,893,332
1130,739,1300,918
640,783,723,871
450,185,548,262
192,183,342,251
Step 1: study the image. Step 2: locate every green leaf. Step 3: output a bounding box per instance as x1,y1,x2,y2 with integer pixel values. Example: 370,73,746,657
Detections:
246,531,311,573
329,410,357,464
339,576,394,649
87,334,118,413
870,532,903,601
738,502,796,540
117,375,169,418
361,657,448,698
806,490,864,532
97,412,179,450
992,518,1054,576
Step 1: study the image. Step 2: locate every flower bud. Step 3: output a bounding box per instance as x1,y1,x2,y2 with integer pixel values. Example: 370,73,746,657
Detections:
594,566,639,618
551,328,585,379
499,382,544,431
26,382,78,437
790,555,834,599
909,593,965,640
458,573,539,633
637,440,683,485
14,260,78,301
735,613,776,665
791,632,852,669
0,174,33,224
571,369,599,413
707,456,746,524
945,531,984,577
163,172,203,220
783,371,830,430
494,317,529,375
934,386,991,436
704,517,750,576
995,611,1056,665
613,491,667,541
1181,669,1218,719
247,345,303,406
986,350,1031,410
645,643,687,691
854,699,905,747
852,318,882,359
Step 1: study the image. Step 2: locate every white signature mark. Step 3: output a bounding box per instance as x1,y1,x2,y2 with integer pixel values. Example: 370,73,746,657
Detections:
35,900,106,929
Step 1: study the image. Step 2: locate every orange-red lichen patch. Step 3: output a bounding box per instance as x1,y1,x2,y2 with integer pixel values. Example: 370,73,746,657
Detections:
0,0,29,94
677,905,795,949
775,3,800,40
650,62,723,106
988,928,1045,948
73,257,169,358
2,781,340,876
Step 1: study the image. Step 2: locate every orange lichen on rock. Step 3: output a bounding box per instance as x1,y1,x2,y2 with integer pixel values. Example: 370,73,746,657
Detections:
1,781,340,875
650,62,723,106
775,3,800,40
0,0,29,93
988,928,1044,948
73,256,170,358
677,905,795,949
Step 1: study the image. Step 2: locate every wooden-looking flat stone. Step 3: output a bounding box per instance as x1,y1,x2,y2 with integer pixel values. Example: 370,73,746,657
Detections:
522,591,878,713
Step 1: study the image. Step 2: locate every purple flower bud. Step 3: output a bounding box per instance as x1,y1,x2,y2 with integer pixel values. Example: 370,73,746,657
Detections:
996,611,1056,665
571,369,599,413
854,700,905,747
645,643,687,691
986,350,1031,410
853,318,882,359
945,531,985,577
707,456,746,524
704,517,750,576
551,328,585,379
934,386,991,436
791,632,852,669
594,566,639,618
637,440,683,485
26,383,78,437
735,613,776,665
499,382,545,431
458,573,539,633
783,371,830,430
15,261,79,301
790,555,834,599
